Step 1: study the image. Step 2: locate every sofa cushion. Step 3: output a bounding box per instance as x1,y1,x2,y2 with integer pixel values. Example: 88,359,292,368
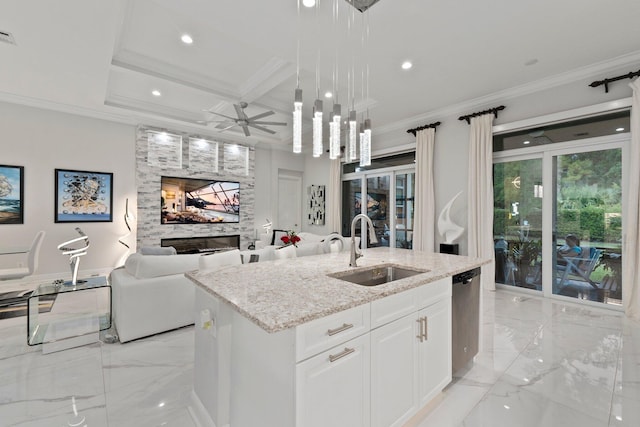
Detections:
296,242,321,257
199,249,242,272
124,252,201,279
273,244,297,260
139,246,177,255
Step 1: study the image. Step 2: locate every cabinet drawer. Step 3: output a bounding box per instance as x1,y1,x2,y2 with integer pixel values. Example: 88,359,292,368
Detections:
370,286,421,329
296,304,370,362
418,276,451,308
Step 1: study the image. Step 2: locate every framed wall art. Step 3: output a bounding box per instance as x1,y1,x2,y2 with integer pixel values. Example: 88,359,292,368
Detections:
0,164,24,224
308,185,325,225
55,169,113,223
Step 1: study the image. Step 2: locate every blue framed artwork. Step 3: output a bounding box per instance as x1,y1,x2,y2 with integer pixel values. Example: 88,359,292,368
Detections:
55,169,113,223
0,164,24,224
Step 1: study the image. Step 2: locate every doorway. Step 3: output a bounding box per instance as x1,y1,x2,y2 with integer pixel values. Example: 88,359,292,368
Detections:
277,170,302,232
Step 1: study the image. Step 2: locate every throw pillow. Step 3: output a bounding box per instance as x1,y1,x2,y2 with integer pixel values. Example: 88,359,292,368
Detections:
199,249,242,272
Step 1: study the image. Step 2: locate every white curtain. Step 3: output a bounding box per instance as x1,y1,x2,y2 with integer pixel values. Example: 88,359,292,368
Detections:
468,114,496,291
413,128,436,252
327,158,342,233
623,78,640,319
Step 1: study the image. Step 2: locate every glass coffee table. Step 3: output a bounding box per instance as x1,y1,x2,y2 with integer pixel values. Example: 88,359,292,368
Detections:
27,276,111,349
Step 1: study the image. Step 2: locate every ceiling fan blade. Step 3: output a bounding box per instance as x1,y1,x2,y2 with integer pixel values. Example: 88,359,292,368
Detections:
217,124,237,132
248,123,276,134
247,110,275,121
204,110,238,121
252,121,287,126
241,125,251,137
198,119,234,124
234,104,249,120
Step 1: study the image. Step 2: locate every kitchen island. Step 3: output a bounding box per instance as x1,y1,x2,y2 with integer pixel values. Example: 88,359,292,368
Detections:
186,247,488,427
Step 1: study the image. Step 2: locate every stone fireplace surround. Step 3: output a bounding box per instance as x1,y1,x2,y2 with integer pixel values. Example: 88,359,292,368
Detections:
135,126,256,251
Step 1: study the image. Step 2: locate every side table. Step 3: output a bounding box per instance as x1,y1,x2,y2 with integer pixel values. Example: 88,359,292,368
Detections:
27,276,111,353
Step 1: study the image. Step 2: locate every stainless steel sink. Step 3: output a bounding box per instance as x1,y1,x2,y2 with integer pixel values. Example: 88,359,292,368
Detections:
328,264,429,287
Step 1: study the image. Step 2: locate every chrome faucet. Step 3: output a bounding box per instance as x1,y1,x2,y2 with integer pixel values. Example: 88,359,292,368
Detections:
350,213,378,267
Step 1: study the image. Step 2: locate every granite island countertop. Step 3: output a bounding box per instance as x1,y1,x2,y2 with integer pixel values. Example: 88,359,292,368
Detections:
186,247,489,333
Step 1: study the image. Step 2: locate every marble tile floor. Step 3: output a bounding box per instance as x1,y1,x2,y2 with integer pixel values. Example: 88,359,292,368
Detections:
0,288,639,426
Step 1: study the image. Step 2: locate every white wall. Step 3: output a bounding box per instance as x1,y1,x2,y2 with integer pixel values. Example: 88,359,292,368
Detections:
0,102,136,280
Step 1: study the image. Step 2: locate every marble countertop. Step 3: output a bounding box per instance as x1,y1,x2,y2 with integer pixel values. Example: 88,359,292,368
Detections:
186,247,489,333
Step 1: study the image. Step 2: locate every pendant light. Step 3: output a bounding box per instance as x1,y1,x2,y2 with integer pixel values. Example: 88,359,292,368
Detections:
362,118,371,166
312,99,323,157
293,88,302,153
348,109,357,162
329,103,341,159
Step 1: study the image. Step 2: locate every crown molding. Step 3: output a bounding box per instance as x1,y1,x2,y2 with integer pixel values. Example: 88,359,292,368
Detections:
377,50,640,137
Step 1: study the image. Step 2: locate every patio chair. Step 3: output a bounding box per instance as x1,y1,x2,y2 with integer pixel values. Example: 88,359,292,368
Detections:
556,247,602,289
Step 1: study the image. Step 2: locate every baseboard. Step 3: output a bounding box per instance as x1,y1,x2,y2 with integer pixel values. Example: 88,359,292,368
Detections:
188,390,224,427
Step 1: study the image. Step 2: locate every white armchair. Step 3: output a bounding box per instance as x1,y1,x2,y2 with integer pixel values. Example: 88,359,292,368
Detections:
0,231,45,281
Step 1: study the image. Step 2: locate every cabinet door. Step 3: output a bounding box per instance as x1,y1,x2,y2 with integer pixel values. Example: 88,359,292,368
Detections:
417,298,452,407
296,334,370,427
370,314,419,427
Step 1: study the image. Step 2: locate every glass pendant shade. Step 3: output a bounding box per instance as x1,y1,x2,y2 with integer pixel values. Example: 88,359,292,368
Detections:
312,99,323,158
359,122,366,166
348,110,357,162
361,119,371,166
329,103,341,159
293,88,303,153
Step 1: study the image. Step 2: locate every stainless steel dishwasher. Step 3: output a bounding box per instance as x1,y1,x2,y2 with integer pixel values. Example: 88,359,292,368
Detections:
451,267,480,374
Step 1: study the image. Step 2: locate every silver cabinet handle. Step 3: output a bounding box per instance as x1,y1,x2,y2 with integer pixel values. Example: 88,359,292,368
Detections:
329,347,355,362
416,318,424,342
423,317,428,341
327,323,354,336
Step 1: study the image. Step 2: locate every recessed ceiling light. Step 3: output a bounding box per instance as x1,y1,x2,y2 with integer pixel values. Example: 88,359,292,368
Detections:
181,34,193,45
302,0,316,7
152,90,161,97
401,61,412,70
616,127,625,132
324,91,333,98
523,140,530,145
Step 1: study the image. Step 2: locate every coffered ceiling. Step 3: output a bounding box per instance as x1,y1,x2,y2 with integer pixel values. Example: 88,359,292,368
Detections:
1,0,639,149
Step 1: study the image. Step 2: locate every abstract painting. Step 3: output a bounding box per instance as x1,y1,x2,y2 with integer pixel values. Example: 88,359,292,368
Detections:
308,185,325,225
55,169,113,222
0,165,24,224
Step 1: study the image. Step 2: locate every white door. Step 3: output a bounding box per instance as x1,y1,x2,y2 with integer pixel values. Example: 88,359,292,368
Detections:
296,334,371,427
370,314,419,427
278,170,302,232
417,298,452,407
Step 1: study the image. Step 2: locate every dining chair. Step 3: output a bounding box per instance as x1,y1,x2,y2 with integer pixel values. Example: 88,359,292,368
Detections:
0,231,46,280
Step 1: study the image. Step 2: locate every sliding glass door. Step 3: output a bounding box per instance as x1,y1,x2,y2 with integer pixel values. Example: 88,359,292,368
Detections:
551,147,622,305
342,168,415,249
493,157,543,290
493,133,625,308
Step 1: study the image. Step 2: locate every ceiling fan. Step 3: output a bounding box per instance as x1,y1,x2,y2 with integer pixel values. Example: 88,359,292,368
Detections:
199,102,287,137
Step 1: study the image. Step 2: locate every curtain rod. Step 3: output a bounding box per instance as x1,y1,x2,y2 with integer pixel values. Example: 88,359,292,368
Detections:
589,69,640,93
458,105,505,124
406,121,441,137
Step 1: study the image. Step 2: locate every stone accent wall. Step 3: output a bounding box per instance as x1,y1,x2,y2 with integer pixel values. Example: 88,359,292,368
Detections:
135,126,255,249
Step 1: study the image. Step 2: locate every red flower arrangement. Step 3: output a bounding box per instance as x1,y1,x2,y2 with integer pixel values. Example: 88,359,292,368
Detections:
280,230,301,247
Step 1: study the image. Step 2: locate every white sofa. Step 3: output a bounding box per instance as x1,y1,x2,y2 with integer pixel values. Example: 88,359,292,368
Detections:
109,234,352,342
110,252,201,342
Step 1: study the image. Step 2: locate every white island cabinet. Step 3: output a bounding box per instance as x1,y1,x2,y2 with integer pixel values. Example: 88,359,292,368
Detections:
187,248,486,427
370,277,451,427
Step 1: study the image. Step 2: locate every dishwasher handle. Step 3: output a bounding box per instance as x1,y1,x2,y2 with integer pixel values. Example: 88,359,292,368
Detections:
452,267,480,285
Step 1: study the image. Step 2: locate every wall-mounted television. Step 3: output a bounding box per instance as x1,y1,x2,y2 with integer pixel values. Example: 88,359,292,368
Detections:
161,176,239,224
